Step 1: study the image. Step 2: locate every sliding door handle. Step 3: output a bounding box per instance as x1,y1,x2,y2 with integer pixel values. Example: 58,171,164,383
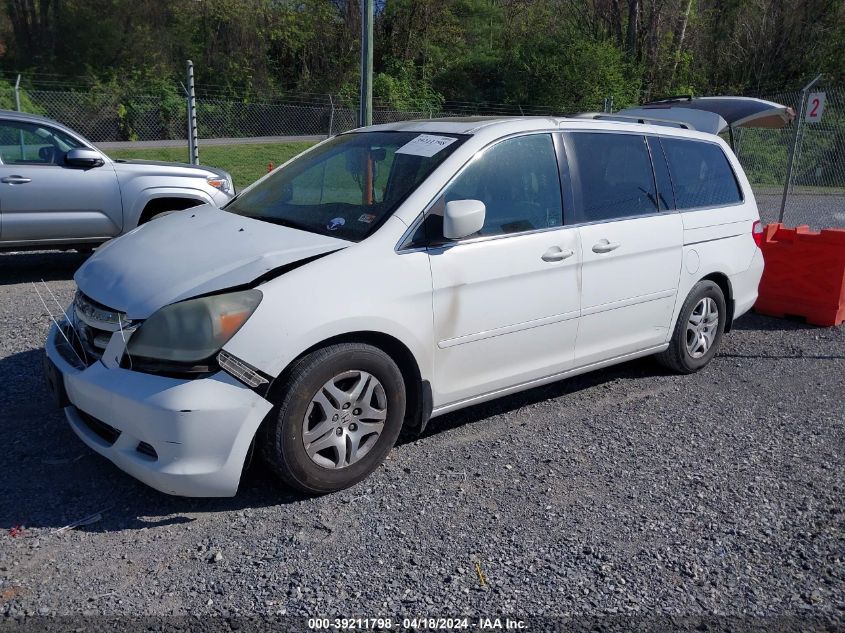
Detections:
592,239,621,254
541,246,574,262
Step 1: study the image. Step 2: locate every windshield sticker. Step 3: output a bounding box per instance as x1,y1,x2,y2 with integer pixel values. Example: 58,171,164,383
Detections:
395,134,458,157
358,213,376,224
326,217,346,231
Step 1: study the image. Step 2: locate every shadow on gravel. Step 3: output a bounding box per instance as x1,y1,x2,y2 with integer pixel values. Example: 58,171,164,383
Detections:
0,344,662,532
0,251,89,285
409,355,665,443
731,311,820,331
0,348,307,533
720,351,845,360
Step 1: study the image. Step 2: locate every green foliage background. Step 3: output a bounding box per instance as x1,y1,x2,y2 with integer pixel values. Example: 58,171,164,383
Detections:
3,0,844,189
4,0,842,114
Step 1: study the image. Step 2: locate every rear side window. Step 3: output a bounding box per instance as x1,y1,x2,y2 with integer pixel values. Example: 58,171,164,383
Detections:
660,137,743,210
566,132,658,223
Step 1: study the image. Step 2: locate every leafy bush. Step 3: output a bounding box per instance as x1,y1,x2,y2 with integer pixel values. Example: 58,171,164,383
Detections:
0,80,45,115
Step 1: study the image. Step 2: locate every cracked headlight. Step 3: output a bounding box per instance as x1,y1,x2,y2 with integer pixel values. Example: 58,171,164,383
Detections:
126,289,261,364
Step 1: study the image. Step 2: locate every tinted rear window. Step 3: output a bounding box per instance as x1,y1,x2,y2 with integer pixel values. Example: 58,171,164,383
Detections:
660,138,743,210
567,132,658,223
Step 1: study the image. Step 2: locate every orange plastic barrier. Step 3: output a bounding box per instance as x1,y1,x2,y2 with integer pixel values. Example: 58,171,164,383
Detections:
754,223,845,327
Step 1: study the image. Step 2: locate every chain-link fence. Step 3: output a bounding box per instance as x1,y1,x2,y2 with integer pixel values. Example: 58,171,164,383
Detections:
2,88,187,142
1,80,574,188
735,84,845,229
3,75,844,227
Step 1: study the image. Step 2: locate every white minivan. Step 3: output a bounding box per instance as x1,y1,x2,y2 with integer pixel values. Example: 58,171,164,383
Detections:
44,116,765,496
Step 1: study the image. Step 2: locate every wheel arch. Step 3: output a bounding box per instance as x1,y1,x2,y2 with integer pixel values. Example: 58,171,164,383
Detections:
138,196,206,225
266,330,430,433
700,271,734,332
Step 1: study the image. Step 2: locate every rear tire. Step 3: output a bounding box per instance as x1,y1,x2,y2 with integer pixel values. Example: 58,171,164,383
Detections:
260,343,406,494
656,280,726,374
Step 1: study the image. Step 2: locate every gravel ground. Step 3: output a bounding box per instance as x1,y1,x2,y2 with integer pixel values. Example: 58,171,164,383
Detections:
0,251,842,629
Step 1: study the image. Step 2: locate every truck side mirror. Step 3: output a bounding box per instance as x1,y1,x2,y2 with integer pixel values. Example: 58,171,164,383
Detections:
65,148,105,168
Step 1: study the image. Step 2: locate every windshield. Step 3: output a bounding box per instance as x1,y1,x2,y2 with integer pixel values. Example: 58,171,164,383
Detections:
225,131,466,241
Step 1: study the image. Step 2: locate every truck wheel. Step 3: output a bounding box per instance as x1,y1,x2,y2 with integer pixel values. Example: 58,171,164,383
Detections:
261,343,406,494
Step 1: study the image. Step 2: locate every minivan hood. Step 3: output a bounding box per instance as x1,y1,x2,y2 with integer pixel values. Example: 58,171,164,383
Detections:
75,206,348,319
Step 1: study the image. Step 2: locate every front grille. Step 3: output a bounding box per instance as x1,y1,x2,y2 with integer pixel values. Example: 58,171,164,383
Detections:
69,292,133,366
77,409,121,445
77,321,109,361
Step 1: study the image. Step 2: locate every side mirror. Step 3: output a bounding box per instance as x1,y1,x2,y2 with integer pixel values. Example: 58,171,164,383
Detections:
443,199,486,240
65,148,105,168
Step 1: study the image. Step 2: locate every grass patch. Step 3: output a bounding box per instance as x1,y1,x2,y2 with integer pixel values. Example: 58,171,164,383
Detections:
107,142,317,190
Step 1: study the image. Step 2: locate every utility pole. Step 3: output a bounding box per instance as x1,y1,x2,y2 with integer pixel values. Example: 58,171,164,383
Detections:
358,0,374,127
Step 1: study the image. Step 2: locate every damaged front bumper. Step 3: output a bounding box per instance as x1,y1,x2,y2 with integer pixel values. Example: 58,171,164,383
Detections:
45,323,273,497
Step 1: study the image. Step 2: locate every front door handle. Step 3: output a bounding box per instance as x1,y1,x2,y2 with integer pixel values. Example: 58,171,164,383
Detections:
1,175,32,184
541,246,574,262
592,239,621,254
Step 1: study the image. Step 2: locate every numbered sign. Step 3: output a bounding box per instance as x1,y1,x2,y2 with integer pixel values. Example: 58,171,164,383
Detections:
805,92,826,122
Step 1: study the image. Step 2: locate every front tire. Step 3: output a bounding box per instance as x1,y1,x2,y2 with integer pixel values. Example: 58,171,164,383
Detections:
260,343,406,494
656,280,726,374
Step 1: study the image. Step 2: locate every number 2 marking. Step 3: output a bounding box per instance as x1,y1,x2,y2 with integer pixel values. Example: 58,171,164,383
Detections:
810,98,820,117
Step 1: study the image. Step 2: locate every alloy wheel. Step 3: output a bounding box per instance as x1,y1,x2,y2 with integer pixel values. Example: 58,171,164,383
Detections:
685,297,719,359
301,370,387,469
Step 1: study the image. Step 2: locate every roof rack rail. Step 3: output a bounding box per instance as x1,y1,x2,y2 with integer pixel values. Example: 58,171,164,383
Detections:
572,112,696,130
644,95,694,105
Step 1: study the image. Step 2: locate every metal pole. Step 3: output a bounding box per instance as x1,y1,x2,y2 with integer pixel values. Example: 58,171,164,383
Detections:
186,60,199,165
358,0,373,127
14,74,21,111
14,74,24,158
779,73,822,223
327,94,335,137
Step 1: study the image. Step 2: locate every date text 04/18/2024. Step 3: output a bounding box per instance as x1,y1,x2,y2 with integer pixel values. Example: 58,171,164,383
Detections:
307,618,528,630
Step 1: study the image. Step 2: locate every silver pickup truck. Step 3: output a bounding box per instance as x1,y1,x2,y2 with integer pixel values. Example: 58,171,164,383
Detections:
0,110,235,251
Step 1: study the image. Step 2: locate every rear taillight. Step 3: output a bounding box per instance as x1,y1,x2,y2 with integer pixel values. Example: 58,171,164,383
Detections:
752,220,764,248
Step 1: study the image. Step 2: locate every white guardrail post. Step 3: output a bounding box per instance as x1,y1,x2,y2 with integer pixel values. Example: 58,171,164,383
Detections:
186,60,199,166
